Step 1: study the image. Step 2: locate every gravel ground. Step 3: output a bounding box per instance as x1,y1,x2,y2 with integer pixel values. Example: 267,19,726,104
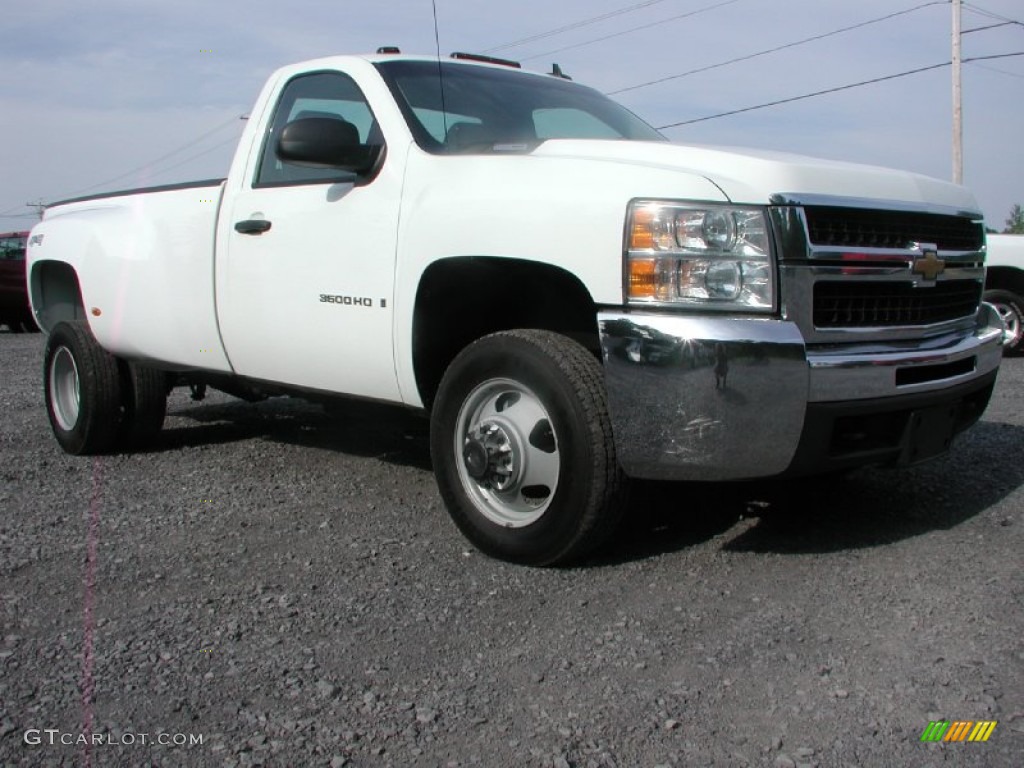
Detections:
0,330,1021,768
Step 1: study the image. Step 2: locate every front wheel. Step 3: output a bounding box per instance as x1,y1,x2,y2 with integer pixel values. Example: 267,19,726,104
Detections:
430,330,626,566
985,288,1024,356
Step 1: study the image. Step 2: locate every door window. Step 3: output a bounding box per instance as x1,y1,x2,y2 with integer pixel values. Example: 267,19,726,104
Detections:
255,71,382,187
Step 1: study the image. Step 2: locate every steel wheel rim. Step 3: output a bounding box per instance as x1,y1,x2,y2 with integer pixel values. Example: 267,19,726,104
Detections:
454,377,560,528
50,346,81,431
992,300,1022,348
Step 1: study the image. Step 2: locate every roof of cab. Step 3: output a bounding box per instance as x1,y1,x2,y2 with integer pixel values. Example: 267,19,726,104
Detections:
269,51,556,80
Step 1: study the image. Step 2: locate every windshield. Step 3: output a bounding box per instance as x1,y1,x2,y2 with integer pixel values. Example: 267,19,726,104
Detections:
375,60,665,154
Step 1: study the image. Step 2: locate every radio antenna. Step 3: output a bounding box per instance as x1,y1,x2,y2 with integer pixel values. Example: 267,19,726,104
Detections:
431,0,450,140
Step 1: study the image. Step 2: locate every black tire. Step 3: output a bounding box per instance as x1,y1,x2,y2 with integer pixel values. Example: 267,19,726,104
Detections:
8,320,25,334
430,330,626,566
44,321,122,455
984,288,1024,356
117,361,168,447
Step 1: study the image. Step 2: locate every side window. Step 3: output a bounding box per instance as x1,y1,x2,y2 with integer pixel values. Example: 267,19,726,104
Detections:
533,108,619,140
410,110,481,144
255,71,382,187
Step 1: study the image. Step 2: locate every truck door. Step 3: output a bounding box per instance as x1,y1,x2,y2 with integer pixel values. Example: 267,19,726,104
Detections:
217,70,401,401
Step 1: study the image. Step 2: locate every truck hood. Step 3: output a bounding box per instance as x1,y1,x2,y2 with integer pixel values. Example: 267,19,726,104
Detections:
531,140,981,214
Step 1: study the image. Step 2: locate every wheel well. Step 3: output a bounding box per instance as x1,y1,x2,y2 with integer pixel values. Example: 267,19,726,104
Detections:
29,261,85,333
985,266,1024,298
412,257,600,407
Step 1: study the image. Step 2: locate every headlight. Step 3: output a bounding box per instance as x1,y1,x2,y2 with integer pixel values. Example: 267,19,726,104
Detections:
625,200,775,311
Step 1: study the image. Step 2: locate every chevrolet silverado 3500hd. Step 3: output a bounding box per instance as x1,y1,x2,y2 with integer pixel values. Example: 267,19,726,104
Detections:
27,52,1005,564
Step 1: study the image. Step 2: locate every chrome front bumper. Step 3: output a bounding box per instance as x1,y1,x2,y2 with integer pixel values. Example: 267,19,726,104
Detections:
598,304,1004,481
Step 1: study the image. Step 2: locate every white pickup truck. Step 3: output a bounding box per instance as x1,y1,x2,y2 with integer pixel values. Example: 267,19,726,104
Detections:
27,51,1005,564
984,233,1024,355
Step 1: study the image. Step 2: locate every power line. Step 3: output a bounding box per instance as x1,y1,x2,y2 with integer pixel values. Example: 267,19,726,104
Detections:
1,114,243,215
132,133,239,182
42,133,238,208
962,3,1024,27
969,61,1024,78
610,1,946,95
656,52,1024,130
520,0,742,62
658,62,948,129
484,0,674,53
55,114,243,201
963,21,1017,34
961,51,1024,62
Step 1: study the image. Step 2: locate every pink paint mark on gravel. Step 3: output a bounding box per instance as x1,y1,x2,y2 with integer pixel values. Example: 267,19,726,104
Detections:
81,456,103,768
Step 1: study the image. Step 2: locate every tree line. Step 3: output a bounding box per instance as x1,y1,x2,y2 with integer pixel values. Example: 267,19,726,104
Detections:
1002,204,1024,235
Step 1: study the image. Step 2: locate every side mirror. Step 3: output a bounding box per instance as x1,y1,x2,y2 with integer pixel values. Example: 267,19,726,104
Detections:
276,117,382,175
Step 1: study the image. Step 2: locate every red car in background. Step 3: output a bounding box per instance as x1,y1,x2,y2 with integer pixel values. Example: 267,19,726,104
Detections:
0,231,38,332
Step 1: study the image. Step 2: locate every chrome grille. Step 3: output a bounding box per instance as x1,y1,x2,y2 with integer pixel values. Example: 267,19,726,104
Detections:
804,207,983,251
813,279,982,328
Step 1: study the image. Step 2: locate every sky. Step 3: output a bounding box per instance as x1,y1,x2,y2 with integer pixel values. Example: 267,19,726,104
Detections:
1,0,1022,232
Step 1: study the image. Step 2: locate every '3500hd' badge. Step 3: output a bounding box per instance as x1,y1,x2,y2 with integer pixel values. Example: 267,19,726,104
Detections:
319,294,386,308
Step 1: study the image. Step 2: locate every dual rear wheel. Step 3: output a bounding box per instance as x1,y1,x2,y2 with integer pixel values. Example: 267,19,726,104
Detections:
44,321,168,455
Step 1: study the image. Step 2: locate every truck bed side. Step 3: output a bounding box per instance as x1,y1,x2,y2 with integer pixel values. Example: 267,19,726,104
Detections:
28,179,232,372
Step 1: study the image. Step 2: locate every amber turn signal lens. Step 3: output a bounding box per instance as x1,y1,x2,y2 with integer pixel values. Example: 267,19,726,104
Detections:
630,208,655,250
627,258,659,299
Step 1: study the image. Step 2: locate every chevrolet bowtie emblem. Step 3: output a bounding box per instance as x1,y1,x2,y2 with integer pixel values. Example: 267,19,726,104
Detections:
912,250,945,281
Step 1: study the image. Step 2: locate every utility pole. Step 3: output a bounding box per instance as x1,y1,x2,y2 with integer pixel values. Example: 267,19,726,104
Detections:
952,0,963,184
26,200,46,220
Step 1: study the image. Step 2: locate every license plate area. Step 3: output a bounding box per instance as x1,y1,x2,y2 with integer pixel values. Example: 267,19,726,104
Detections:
898,404,959,465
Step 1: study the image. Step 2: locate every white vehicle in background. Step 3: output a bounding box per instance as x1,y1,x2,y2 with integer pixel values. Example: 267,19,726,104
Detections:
985,233,1024,355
